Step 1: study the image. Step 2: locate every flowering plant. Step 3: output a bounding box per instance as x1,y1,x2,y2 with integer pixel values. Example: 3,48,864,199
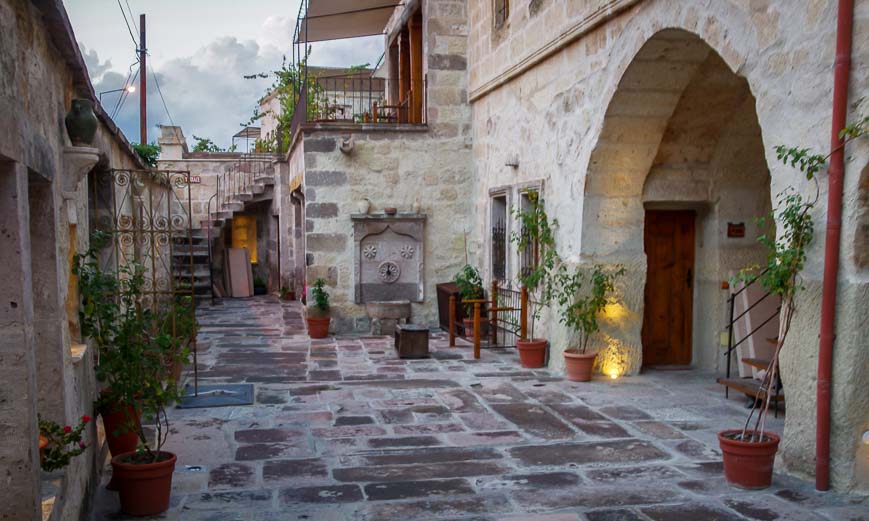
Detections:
39,415,90,472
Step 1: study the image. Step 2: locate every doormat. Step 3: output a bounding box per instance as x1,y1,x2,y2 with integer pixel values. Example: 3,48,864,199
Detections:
178,384,254,408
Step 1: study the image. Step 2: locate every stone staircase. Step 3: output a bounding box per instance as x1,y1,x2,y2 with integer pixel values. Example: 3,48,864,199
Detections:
172,228,214,302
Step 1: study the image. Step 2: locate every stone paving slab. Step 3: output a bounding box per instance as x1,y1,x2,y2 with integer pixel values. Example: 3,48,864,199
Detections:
94,297,868,520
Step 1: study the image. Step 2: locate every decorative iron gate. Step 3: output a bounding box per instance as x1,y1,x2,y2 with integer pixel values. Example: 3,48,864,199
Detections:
89,168,197,353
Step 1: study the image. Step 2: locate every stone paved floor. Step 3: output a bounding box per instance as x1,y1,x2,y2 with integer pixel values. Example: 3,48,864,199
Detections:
95,297,868,520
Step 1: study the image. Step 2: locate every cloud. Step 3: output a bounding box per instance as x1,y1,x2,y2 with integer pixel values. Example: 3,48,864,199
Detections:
79,43,113,81
82,16,384,150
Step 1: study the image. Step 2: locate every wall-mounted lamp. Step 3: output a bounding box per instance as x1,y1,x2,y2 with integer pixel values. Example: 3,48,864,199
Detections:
99,85,136,102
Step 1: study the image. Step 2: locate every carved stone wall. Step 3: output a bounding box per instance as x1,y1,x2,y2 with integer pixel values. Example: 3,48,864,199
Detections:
353,214,425,303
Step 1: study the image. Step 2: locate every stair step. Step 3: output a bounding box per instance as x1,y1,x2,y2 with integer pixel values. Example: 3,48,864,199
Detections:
249,184,265,194
255,176,275,186
222,202,243,212
740,358,771,370
215,211,233,220
233,193,254,202
716,377,784,401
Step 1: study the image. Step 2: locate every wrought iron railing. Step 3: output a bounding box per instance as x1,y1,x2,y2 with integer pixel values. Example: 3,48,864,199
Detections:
289,74,427,138
215,153,277,210
492,217,507,281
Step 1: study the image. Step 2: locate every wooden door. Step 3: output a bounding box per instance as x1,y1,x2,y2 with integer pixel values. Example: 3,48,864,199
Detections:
642,210,695,366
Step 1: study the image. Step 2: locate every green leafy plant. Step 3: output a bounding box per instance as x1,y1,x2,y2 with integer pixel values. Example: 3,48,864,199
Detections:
243,55,326,154
308,278,330,317
132,143,160,167
731,116,865,443
558,265,625,354
454,264,484,315
191,135,236,153
39,415,90,472
253,276,267,288
74,231,191,463
510,191,565,337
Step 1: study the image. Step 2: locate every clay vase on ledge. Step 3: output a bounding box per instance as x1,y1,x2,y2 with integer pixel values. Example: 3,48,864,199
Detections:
65,99,98,146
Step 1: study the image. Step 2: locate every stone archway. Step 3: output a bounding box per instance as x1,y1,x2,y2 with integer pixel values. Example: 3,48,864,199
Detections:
580,29,772,376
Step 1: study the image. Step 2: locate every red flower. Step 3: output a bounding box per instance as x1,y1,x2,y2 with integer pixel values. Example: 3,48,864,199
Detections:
81,415,91,424
63,425,72,433
79,441,87,449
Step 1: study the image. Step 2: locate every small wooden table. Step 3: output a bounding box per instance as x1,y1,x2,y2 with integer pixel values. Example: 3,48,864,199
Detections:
394,324,430,359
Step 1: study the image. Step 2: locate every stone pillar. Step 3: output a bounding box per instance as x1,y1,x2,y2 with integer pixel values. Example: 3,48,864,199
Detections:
0,161,40,521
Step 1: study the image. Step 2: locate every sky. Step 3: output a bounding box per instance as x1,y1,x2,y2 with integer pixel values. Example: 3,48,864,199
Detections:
64,0,384,149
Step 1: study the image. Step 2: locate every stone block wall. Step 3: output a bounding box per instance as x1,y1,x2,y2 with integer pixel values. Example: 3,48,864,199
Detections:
300,128,472,333
467,0,869,493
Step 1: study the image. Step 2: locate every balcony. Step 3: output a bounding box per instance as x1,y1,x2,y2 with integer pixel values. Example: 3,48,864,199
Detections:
290,73,426,137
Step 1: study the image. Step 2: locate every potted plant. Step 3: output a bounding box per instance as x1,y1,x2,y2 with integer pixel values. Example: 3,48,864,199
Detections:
510,191,561,368
73,234,143,460
38,415,90,471
454,264,487,338
558,265,624,381
75,232,190,511
306,278,331,338
253,276,268,295
717,118,865,489
281,286,296,301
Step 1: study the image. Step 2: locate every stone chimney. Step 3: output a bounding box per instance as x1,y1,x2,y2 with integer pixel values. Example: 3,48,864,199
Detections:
157,125,188,160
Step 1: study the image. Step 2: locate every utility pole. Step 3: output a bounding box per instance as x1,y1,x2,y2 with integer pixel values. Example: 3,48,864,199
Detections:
139,13,146,144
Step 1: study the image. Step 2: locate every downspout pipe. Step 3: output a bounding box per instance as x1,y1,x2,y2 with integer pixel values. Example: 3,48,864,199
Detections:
816,0,854,492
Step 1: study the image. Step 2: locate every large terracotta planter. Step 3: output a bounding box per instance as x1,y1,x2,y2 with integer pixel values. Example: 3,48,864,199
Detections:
99,400,141,458
563,350,597,382
111,451,177,516
517,338,547,368
718,430,780,489
307,316,331,338
462,317,490,339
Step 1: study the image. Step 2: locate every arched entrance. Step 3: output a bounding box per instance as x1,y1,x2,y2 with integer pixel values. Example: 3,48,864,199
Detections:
581,29,773,373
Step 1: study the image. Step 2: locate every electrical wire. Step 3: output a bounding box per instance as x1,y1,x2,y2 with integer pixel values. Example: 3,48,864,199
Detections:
108,63,135,117
112,64,140,120
125,0,138,34
117,0,138,48
149,62,176,128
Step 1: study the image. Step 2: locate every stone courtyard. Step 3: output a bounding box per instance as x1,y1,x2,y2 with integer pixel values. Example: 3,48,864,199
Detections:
93,297,867,521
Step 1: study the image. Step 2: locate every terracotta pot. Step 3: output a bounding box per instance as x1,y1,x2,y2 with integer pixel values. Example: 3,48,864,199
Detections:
563,350,597,382
307,316,331,338
718,430,780,489
517,338,547,368
99,400,141,458
282,291,296,301
39,435,49,465
462,317,490,339
111,451,177,516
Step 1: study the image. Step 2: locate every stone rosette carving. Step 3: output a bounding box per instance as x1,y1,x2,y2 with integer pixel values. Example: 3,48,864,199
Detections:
363,244,378,259
378,261,401,283
399,244,415,259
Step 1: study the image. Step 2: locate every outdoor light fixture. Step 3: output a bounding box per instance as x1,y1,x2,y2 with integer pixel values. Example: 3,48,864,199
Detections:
98,85,135,102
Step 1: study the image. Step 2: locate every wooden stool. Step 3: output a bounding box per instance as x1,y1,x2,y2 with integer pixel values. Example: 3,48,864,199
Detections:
394,324,430,359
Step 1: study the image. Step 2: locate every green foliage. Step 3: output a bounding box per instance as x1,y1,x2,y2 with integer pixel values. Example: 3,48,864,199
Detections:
192,135,237,153
244,55,326,154
73,231,193,462
510,191,565,334
557,265,625,354
253,276,266,288
39,415,90,472
454,264,484,314
132,143,160,167
310,278,330,314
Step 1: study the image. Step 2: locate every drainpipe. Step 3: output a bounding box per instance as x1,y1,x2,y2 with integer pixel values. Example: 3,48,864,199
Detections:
816,0,854,492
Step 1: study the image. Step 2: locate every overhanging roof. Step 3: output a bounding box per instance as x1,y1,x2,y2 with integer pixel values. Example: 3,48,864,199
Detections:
294,0,401,43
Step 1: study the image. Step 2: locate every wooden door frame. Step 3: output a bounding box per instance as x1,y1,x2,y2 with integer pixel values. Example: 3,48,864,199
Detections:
641,208,696,367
